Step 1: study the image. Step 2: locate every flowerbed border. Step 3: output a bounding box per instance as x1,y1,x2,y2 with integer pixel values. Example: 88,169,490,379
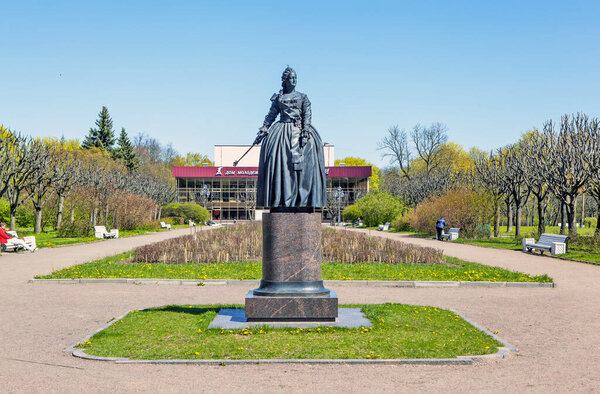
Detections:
65,307,517,365
31,278,556,288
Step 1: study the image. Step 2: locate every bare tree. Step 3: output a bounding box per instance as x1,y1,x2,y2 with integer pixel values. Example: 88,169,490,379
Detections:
0,129,24,198
520,131,552,235
411,122,448,176
473,151,505,237
5,138,47,230
378,126,412,179
501,145,530,237
27,144,58,233
541,114,600,238
53,151,82,229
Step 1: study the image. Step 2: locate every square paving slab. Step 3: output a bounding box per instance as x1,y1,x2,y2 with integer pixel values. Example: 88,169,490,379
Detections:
208,308,372,329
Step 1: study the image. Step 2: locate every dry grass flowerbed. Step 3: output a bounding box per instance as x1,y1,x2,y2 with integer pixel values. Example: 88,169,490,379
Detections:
132,222,443,265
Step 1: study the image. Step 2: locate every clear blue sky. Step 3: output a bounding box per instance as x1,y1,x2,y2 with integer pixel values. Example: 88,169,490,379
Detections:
2,0,599,167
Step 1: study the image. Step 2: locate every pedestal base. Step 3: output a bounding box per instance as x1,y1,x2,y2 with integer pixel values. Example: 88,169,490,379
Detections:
245,290,338,322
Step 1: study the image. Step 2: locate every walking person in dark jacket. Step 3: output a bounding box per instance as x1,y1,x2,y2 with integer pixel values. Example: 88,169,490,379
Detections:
436,217,446,240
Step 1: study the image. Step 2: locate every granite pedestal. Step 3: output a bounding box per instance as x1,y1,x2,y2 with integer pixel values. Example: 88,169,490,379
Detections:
245,210,338,322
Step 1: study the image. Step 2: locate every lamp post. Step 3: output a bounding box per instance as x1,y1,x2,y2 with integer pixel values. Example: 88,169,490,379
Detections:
334,186,345,226
199,184,211,209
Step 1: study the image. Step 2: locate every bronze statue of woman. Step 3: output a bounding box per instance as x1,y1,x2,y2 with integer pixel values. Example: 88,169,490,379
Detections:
255,67,327,209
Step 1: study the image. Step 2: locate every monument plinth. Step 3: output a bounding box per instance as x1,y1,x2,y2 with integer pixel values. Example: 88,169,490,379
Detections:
245,210,338,321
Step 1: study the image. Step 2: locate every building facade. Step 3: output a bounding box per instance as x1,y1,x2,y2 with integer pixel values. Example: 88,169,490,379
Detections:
172,145,371,221
173,165,371,221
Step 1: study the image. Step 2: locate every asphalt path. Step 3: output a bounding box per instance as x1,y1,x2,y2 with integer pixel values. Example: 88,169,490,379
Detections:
1,227,599,392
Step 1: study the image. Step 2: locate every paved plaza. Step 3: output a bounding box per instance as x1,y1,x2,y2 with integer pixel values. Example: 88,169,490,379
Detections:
1,227,599,392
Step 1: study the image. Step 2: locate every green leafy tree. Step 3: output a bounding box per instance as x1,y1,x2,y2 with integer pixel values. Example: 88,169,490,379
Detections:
82,106,115,151
171,153,214,167
335,156,380,192
342,204,363,222
354,193,406,227
113,128,139,170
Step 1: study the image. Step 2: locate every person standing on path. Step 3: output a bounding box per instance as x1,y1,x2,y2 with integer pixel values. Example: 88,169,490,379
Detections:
436,217,446,240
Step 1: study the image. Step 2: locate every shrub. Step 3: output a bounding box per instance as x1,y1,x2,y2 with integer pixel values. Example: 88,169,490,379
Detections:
132,222,443,265
57,220,93,238
162,203,210,223
410,188,493,238
0,198,35,228
342,204,363,223
584,217,597,229
392,214,412,231
135,220,161,231
354,193,407,227
163,217,184,225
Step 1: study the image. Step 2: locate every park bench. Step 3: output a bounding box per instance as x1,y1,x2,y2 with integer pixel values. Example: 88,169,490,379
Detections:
94,226,119,239
378,222,391,231
160,221,171,230
522,233,568,255
1,230,36,252
441,228,460,241
188,220,196,226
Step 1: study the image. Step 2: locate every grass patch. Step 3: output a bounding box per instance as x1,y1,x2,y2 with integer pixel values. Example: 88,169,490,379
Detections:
77,303,503,360
36,252,552,282
412,229,600,265
454,237,600,264
9,226,185,249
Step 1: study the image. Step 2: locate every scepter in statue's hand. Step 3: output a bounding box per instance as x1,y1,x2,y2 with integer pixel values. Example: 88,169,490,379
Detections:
233,127,269,167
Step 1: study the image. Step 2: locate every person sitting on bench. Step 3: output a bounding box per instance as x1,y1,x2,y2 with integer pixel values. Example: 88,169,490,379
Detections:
0,222,37,252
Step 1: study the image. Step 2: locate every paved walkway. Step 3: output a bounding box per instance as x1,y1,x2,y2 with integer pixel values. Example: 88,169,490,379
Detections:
1,228,599,392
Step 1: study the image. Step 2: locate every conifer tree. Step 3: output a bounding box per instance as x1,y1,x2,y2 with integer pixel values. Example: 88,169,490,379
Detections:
113,128,139,170
82,106,115,151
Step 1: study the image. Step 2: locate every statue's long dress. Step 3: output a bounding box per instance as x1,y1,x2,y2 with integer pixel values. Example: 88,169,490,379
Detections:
256,91,327,208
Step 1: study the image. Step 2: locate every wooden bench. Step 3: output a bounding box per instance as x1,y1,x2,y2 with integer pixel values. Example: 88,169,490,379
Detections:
522,233,568,255
1,231,36,252
441,228,460,241
94,226,119,239
378,222,391,231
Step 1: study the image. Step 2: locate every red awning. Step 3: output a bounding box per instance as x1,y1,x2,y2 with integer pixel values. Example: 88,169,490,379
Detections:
172,166,372,178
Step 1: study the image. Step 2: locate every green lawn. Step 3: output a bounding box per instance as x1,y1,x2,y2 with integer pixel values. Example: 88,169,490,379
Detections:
453,237,600,264
498,225,595,237
77,303,503,360
8,225,188,249
36,252,552,282
410,228,600,265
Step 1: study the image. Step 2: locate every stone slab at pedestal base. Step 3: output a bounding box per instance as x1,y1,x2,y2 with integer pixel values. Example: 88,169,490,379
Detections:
245,290,338,322
208,307,370,329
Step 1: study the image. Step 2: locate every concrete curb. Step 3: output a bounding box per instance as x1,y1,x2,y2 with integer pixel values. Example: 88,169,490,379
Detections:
30,278,556,288
68,306,517,365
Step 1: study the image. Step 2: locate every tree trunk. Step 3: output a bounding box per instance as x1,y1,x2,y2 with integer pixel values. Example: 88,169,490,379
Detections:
581,194,586,226
56,194,65,230
105,204,110,227
595,207,600,241
494,200,500,237
537,197,546,235
566,199,577,238
70,205,75,223
515,205,522,238
158,205,163,220
560,201,566,235
93,207,98,226
506,202,513,232
9,205,17,231
34,208,43,234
